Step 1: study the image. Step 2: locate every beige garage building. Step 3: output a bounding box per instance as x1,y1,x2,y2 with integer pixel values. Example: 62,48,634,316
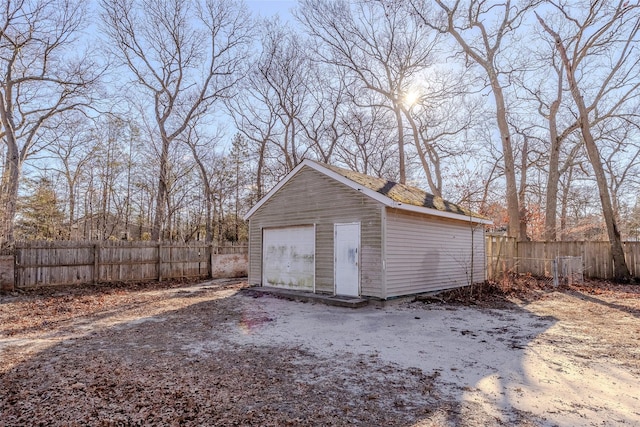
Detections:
243,160,491,300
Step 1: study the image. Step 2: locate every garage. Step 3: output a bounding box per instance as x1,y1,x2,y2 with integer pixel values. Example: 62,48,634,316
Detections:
246,160,490,299
262,226,315,290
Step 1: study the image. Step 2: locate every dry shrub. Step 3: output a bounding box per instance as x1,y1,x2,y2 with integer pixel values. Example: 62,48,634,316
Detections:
434,273,554,306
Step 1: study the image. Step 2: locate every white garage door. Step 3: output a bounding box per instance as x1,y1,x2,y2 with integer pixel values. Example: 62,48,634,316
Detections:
262,226,315,290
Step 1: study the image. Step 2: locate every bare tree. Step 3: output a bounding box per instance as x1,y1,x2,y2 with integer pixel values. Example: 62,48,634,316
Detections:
518,45,582,241
228,18,347,190
228,133,250,241
256,19,313,171
409,0,539,240
299,64,346,165
336,102,398,179
226,77,278,201
92,117,133,240
43,113,97,238
226,20,303,194
536,1,639,279
101,0,252,241
600,119,640,225
0,0,98,247
401,71,480,197
297,0,439,184
181,123,224,243
163,144,198,241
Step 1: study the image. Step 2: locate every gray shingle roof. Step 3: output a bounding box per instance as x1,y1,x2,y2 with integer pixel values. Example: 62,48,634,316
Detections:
315,161,485,219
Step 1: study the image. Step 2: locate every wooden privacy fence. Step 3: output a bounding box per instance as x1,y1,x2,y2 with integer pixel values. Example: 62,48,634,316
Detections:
7,238,639,289
13,241,248,289
486,236,640,280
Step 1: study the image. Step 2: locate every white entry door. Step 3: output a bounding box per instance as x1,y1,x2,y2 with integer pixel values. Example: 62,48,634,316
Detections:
334,223,360,296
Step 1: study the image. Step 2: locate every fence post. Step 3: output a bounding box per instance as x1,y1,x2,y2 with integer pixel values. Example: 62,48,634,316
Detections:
157,243,163,282
93,243,100,284
12,249,17,291
208,243,214,279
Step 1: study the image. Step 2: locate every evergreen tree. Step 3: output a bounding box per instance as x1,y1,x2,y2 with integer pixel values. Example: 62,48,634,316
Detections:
16,178,66,240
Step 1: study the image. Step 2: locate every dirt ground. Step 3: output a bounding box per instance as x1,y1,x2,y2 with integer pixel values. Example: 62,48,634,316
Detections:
0,278,639,426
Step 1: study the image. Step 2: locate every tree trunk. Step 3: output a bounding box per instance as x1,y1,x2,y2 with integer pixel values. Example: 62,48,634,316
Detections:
420,0,527,240
196,163,213,243
217,199,223,246
256,139,266,201
403,109,441,197
492,79,524,240
544,100,561,241
66,175,76,239
518,135,529,240
205,196,213,243
393,104,406,184
578,121,630,279
100,147,110,240
124,137,133,241
559,168,572,240
0,142,20,247
0,91,20,247
151,136,170,241
235,157,240,242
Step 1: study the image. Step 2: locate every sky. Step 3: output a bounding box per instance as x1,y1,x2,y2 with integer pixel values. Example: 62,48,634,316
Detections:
246,0,297,20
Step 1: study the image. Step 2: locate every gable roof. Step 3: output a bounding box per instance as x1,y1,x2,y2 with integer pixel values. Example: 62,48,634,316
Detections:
244,159,492,224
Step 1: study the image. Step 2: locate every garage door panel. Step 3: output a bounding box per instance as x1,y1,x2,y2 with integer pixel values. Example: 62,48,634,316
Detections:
262,226,315,290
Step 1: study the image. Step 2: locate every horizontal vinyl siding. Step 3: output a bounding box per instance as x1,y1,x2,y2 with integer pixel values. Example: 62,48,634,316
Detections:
385,208,486,297
248,167,384,298
248,220,261,285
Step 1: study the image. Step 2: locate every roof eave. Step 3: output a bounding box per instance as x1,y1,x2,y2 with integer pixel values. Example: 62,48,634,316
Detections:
389,202,493,225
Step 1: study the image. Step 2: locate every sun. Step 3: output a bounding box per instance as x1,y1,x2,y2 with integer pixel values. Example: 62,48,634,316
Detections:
403,90,420,108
